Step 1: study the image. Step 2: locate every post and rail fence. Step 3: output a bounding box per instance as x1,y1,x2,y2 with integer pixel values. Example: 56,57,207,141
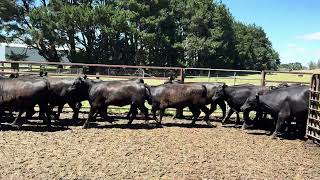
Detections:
0,60,319,142
0,60,313,86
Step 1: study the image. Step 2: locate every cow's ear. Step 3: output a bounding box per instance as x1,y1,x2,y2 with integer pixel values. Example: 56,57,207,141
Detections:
44,72,48,76
83,75,87,79
222,83,227,89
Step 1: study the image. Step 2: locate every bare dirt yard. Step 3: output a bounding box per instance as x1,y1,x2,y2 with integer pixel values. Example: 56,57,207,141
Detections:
0,113,319,180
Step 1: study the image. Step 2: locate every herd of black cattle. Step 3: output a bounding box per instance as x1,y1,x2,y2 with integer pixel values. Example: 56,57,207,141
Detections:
0,72,309,139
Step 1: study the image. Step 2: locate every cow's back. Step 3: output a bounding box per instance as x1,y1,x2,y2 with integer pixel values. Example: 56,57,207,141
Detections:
0,78,49,107
157,84,207,107
89,81,147,106
262,86,309,113
226,85,269,110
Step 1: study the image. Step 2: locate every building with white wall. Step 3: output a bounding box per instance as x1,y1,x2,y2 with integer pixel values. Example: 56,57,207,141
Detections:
0,43,70,62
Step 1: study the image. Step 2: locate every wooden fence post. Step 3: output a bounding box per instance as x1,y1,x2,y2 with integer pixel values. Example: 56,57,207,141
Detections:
180,68,184,83
261,71,266,86
175,67,185,118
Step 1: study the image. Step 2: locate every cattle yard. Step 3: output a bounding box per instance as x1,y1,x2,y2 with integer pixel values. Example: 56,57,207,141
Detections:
0,61,319,179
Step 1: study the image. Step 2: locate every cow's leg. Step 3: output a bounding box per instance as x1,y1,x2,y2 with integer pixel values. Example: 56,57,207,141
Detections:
222,109,234,124
39,103,52,128
189,106,201,125
296,113,308,138
218,100,226,119
174,108,184,119
138,104,149,125
208,102,217,118
83,106,98,129
0,109,3,127
235,111,241,125
25,108,35,119
159,108,165,125
128,104,138,125
241,110,251,129
272,108,290,139
127,105,138,120
98,104,113,123
69,102,82,121
11,110,24,129
152,107,157,120
55,105,64,120
252,110,263,128
199,105,214,127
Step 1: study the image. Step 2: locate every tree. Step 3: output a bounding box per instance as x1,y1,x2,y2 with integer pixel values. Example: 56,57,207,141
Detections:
0,0,280,70
279,62,303,71
309,61,317,70
0,0,62,61
233,22,280,70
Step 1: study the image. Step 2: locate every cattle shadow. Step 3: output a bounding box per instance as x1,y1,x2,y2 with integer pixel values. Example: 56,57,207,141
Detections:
0,123,70,132
246,130,307,140
163,122,216,128
174,115,223,122
89,122,162,130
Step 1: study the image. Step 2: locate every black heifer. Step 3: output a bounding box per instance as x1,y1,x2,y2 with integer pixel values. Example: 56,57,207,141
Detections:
67,77,150,128
146,84,214,127
164,80,226,119
46,78,83,121
0,78,51,128
214,84,270,126
240,85,309,139
8,74,82,121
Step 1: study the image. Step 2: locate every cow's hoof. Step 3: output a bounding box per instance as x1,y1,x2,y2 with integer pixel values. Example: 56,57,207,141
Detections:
241,124,251,130
11,123,22,129
206,122,216,128
271,134,279,139
190,122,196,127
82,124,89,129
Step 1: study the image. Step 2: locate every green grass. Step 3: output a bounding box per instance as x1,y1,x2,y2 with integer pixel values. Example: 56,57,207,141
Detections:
185,73,311,86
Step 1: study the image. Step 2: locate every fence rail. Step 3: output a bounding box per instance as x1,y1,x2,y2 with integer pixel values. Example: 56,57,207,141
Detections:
0,60,313,86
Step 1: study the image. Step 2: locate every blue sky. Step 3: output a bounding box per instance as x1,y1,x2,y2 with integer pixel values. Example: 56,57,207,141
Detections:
222,0,320,66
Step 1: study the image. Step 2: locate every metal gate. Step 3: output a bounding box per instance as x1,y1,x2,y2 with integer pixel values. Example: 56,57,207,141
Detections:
307,74,320,142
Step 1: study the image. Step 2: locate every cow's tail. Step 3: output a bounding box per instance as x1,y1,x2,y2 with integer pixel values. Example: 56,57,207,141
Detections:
201,85,207,98
144,84,152,104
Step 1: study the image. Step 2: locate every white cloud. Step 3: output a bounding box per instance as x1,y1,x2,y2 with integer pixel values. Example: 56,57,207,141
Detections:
287,43,305,53
298,32,320,41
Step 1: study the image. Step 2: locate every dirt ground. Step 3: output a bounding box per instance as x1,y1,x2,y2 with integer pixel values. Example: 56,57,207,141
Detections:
0,113,319,180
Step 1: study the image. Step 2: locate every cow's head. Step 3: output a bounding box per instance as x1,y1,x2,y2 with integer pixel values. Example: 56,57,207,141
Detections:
67,75,90,97
240,94,260,111
214,83,228,99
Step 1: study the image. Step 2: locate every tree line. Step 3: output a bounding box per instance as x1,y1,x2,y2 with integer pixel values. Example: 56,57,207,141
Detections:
308,59,320,70
0,0,280,70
